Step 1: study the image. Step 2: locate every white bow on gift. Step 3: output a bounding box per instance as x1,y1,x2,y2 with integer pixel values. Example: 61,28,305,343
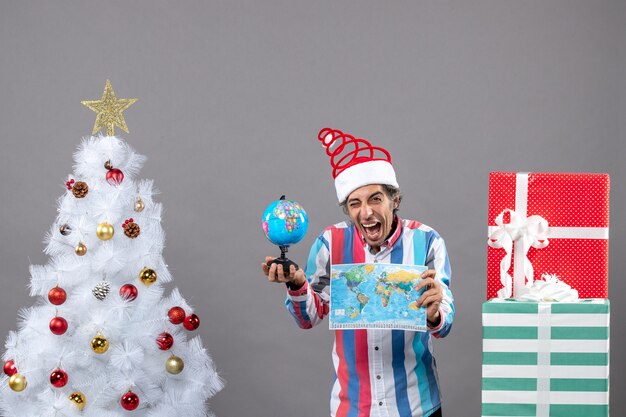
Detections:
516,273,579,302
488,209,550,298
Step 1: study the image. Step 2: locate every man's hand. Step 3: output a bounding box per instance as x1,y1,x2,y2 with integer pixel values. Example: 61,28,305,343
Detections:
262,256,307,289
415,269,443,326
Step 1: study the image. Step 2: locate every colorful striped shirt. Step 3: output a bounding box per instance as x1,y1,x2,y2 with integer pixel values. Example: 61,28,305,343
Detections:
285,218,454,417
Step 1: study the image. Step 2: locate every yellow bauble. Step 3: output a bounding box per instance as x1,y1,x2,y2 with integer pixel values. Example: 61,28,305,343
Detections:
165,355,185,374
139,267,157,286
134,197,145,212
75,242,87,256
91,335,109,354
8,373,27,392
96,222,114,241
69,391,86,410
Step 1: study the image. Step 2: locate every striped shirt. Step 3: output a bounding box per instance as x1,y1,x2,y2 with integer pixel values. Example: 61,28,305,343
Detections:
285,218,454,417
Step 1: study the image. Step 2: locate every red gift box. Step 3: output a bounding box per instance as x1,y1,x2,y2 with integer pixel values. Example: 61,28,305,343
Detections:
487,172,609,299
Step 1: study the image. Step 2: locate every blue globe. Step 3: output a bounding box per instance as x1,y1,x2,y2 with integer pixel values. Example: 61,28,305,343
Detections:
262,198,308,247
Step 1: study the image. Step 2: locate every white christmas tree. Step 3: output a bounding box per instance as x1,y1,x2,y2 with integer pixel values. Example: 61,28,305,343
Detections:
0,81,223,417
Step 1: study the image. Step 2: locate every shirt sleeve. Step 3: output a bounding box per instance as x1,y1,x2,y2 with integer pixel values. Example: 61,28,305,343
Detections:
425,231,455,338
284,231,331,329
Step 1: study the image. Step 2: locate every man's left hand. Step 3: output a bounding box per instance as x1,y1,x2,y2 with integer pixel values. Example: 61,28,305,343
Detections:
415,270,443,326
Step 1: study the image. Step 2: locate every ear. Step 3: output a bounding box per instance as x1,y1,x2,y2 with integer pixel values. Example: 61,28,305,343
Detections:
392,196,400,209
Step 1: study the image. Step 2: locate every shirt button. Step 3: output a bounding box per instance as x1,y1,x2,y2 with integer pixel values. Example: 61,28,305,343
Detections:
374,346,379,351
376,375,381,380
379,401,383,406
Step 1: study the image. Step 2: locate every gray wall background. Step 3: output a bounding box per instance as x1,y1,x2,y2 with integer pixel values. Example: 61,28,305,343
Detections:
1,1,624,416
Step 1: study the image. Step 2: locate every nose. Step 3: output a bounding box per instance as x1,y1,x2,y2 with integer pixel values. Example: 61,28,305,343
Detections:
360,204,373,219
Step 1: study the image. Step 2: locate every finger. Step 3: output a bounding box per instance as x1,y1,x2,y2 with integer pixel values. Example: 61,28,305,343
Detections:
417,288,443,306
415,277,436,291
276,264,287,281
265,256,275,263
262,262,270,276
421,269,437,279
418,293,442,308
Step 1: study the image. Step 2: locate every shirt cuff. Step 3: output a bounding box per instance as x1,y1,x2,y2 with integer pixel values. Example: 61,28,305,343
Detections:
427,307,445,333
286,279,308,297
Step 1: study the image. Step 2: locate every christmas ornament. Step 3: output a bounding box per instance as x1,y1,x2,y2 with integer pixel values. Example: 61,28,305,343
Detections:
50,316,68,335
122,218,140,239
139,267,157,286
48,286,67,305
134,197,145,212
81,79,138,136
156,332,174,350
104,160,124,186
59,224,72,236
3,360,17,376
121,390,139,411
50,369,68,388
92,280,110,300
262,196,308,275
69,391,86,411
8,373,27,392
168,306,186,325
91,334,109,354
75,241,87,256
119,284,138,301
96,222,114,240
71,181,89,198
183,314,200,331
165,354,184,374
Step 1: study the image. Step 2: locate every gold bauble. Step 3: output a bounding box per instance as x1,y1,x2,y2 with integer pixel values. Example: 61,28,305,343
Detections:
91,334,109,354
96,222,114,241
69,391,87,410
134,197,145,212
8,373,27,392
165,355,185,374
75,242,87,256
139,267,157,286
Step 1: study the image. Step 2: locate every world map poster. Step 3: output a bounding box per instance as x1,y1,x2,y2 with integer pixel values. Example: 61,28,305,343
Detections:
330,263,428,331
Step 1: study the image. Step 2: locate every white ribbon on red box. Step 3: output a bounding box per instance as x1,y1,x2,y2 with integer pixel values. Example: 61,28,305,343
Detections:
487,172,609,299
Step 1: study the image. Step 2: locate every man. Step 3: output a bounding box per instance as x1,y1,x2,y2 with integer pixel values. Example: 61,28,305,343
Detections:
262,128,454,417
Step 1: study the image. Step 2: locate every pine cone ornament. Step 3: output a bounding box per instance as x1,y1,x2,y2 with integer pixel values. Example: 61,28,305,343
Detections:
71,181,89,198
123,218,140,239
92,281,110,301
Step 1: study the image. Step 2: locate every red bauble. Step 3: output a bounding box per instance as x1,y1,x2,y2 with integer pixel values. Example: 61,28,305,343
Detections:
168,307,186,325
3,360,17,376
49,317,68,335
121,390,139,411
106,168,124,186
48,286,67,305
183,314,200,331
156,332,174,350
50,369,68,388
119,284,138,301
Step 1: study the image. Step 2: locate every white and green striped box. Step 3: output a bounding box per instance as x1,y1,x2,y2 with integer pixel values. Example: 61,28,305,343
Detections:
482,299,610,417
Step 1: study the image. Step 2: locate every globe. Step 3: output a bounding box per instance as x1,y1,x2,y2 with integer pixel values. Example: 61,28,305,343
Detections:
262,197,308,247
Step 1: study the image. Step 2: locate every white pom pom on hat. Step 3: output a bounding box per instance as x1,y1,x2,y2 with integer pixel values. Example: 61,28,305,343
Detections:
317,128,399,202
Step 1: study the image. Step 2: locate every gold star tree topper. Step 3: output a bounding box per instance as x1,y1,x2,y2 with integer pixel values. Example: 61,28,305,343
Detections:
82,80,138,136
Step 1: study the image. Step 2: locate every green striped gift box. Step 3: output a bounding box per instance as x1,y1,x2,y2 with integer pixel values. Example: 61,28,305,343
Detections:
482,299,610,417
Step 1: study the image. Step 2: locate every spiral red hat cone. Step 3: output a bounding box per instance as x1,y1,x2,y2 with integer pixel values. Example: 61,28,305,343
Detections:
318,128,398,202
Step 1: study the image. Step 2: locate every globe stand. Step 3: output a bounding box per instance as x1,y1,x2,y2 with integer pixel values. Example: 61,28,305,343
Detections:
267,245,299,275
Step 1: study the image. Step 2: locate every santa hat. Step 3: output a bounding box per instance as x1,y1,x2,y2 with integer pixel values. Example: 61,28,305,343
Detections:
318,128,399,202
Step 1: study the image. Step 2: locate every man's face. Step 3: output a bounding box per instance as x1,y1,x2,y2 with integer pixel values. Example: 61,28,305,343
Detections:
346,184,398,251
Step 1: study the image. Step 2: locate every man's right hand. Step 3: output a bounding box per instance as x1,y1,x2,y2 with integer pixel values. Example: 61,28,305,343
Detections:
262,256,307,289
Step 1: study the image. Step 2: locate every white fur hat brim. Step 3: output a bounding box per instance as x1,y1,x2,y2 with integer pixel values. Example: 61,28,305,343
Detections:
334,160,399,202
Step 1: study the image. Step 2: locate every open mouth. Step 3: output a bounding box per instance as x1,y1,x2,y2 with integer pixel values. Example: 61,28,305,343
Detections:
361,221,382,241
